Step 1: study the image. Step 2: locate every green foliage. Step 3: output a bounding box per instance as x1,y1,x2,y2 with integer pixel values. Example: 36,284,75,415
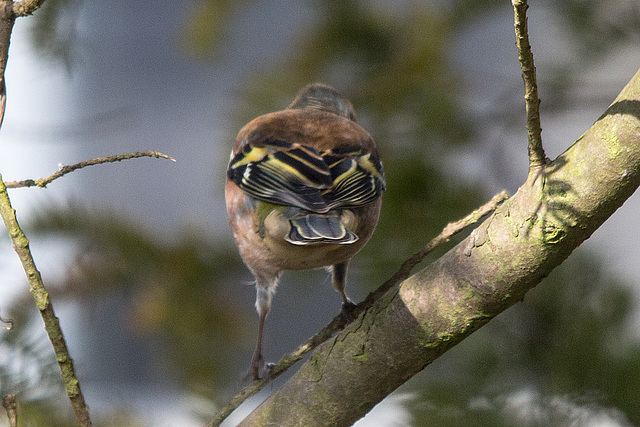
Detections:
0,310,73,425
27,203,250,395
361,158,482,275
180,0,250,58
29,0,80,69
558,0,640,56
235,3,473,149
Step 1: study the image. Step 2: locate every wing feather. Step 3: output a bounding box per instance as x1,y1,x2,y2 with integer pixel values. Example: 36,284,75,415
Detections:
228,140,332,212
227,139,385,213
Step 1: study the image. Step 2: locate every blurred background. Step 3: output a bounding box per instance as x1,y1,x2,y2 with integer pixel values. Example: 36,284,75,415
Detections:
0,0,639,425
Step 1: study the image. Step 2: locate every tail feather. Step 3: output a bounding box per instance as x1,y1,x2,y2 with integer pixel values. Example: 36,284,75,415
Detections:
286,213,358,245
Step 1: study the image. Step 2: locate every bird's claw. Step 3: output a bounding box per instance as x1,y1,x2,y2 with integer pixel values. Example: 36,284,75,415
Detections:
246,353,273,381
340,300,358,323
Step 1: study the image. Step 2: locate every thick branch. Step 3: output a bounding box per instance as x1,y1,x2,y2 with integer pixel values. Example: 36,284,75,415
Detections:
512,0,546,167
208,190,509,426
239,69,640,426
0,175,92,426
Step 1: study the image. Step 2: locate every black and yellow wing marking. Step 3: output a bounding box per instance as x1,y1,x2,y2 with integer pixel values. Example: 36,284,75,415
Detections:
227,140,386,213
227,139,333,212
322,147,386,210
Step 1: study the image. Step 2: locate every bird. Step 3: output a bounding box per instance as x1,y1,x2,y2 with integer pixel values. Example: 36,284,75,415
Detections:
225,83,385,380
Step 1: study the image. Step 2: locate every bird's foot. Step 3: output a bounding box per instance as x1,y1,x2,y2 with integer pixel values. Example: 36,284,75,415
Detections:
340,300,358,323
245,353,274,381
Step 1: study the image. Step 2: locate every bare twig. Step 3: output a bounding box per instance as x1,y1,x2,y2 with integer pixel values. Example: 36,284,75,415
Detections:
2,394,17,427
208,190,510,426
5,151,176,189
362,190,510,303
512,0,546,168
0,175,92,426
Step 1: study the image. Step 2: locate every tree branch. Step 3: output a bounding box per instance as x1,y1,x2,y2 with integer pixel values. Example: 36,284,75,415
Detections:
208,190,509,426
0,0,51,128
12,0,48,17
0,175,92,426
5,151,176,189
237,68,640,426
0,2,171,426
0,2,15,129
512,0,546,168
0,2,91,425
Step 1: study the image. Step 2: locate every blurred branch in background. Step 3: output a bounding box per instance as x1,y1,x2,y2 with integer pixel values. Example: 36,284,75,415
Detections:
25,0,79,69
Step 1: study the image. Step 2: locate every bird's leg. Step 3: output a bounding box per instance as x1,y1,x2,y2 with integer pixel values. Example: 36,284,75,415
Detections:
250,310,268,380
332,261,357,321
250,280,275,380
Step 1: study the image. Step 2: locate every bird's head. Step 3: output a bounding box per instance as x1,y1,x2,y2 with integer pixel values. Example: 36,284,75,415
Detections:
287,83,356,121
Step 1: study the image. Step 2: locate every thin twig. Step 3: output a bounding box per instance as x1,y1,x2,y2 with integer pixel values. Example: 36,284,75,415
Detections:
5,151,176,189
2,394,17,427
362,190,510,304
512,0,546,167
207,190,510,426
0,175,92,426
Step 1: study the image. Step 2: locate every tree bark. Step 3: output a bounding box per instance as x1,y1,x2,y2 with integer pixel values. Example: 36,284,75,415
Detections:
239,67,640,426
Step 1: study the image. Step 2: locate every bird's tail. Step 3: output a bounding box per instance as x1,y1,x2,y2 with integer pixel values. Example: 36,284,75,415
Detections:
285,212,358,245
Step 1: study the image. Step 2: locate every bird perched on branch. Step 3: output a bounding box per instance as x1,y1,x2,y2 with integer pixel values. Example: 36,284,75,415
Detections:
225,83,385,380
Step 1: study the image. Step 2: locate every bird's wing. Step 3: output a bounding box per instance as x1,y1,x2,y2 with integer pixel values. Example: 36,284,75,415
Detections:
321,147,386,209
227,139,333,212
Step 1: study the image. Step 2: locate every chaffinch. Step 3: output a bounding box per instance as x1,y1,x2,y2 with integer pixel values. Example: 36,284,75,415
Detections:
225,83,385,379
